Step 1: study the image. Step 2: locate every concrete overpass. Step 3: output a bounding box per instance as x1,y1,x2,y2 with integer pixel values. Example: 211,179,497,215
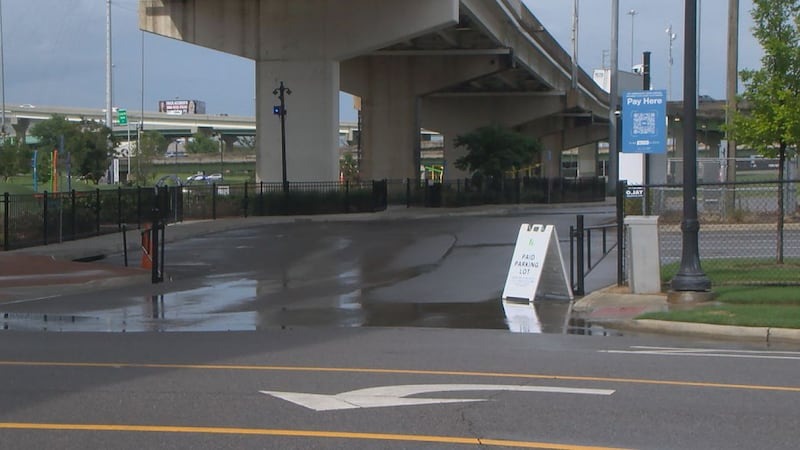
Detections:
6,104,255,138
139,0,610,183
4,104,257,154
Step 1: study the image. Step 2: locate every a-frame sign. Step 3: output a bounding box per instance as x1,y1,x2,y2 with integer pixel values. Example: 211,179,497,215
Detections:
502,224,573,301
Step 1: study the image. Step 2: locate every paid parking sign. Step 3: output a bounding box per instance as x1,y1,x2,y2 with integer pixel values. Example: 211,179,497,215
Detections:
502,224,573,302
622,90,666,154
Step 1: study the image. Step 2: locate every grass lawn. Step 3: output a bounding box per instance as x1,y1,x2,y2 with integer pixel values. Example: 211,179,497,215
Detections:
661,259,800,285
642,259,800,328
639,304,800,329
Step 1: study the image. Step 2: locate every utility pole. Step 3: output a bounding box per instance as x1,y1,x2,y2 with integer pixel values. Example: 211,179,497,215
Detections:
670,0,711,298
0,0,6,137
608,0,620,196
725,0,739,184
666,25,677,100
571,0,579,89
106,0,113,129
273,81,291,193
627,9,638,70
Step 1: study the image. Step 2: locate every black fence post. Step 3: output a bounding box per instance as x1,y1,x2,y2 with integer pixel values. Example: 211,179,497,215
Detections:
406,178,411,208
569,224,575,293
151,208,160,284
159,219,165,282
70,190,77,241
3,192,9,251
243,181,249,217
616,180,626,287
95,188,101,236
212,183,217,220
575,214,585,296
43,191,49,246
137,186,142,230
122,223,128,267
345,180,350,213
259,181,264,216
117,186,123,231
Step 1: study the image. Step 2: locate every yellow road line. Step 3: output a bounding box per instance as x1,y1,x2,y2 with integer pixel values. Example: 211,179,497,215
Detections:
0,360,798,393
0,422,631,449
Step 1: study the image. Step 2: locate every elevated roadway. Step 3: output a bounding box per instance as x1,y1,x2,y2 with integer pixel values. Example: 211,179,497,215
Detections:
140,0,610,182
5,104,256,140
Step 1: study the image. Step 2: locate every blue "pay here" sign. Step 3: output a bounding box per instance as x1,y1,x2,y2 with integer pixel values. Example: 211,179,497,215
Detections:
622,90,667,154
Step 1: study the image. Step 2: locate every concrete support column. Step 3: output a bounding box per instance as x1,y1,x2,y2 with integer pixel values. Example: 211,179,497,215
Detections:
12,119,29,143
256,60,340,182
538,133,564,179
359,60,418,181
577,144,597,177
222,135,238,155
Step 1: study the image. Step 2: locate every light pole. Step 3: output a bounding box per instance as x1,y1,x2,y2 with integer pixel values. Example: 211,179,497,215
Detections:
105,0,113,128
272,81,291,193
666,24,677,100
627,9,638,69
218,135,224,177
670,0,711,298
0,0,6,137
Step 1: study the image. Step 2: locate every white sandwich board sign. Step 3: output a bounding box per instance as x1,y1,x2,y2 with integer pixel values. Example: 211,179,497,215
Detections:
502,224,573,301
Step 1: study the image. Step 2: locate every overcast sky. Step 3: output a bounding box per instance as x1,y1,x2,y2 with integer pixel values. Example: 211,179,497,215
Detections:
1,0,761,122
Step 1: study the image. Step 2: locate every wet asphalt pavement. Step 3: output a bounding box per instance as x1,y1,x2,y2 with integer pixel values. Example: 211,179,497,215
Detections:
1,207,620,334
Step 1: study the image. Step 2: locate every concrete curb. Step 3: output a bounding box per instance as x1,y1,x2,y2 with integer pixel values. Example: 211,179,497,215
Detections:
605,319,800,344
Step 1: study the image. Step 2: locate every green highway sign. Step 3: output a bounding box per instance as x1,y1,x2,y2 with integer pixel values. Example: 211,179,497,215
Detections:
118,108,127,125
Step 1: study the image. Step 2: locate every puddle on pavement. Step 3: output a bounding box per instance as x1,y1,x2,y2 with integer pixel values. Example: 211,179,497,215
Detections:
1,285,620,336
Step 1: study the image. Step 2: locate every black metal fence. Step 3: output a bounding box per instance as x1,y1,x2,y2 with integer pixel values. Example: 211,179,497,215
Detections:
2,176,608,252
387,176,607,208
623,179,800,286
1,180,388,251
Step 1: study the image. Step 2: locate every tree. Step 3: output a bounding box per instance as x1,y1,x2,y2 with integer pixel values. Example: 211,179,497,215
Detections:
185,133,219,154
0,139,30,181
30,115,115,185
73,119,115,183
454,125,542,183
728,0,800,264
131,131,167,184
339,151,359,182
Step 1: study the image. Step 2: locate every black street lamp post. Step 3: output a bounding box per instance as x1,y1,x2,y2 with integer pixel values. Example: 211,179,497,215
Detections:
670,0,711,295
273,81,291,193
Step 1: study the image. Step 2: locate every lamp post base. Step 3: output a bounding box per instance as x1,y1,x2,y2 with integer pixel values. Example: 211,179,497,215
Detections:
667,289,716,304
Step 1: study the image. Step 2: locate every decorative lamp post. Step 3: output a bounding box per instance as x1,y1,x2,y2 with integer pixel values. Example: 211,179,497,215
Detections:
670,0,712,299
273,81,291,193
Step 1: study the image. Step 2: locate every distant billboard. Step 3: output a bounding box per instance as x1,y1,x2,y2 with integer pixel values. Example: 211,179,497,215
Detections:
158,99,206,115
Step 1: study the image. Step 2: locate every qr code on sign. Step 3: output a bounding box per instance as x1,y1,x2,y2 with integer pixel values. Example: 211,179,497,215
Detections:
632,111,656,135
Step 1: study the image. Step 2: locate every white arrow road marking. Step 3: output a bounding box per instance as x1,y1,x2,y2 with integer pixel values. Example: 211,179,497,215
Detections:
601,346,800,361
260,383,615,411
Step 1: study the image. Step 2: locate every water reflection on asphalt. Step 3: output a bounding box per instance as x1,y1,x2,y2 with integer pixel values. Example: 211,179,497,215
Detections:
1,214,622,335
1,279,619,336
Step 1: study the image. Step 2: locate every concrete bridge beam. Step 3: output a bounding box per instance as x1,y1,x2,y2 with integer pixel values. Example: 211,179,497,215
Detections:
420,93,565,180
341,54,511,180
140,0,459,182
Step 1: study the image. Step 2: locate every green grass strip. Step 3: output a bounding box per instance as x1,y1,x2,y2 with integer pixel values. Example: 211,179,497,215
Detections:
639,304,800,329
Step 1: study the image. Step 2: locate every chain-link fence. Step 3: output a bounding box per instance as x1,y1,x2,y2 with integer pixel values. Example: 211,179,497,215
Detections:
624,180,800,286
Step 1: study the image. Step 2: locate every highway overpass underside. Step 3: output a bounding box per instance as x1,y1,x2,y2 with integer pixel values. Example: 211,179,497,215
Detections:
139,0,608,182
